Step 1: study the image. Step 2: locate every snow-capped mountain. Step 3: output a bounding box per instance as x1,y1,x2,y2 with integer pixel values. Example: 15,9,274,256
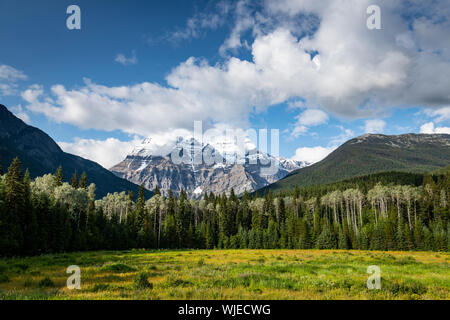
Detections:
110,136,310,198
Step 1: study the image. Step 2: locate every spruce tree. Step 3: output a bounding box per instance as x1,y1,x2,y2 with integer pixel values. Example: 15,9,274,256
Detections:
71,171,79,188
316,222,336,249
413,219,425,250
423,226,434,250
55,165,63,186
79,172,87,189
136,184,146,226
338,226,349,249
404,223,414,250
22,169,38,255
294,185,300,199
4,158,25,254
395,219,406,250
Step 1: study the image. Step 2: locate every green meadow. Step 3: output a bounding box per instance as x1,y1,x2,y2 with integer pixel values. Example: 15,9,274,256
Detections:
0,250,449,300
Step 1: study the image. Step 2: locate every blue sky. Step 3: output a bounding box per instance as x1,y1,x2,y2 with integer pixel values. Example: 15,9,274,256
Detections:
1,0,449,168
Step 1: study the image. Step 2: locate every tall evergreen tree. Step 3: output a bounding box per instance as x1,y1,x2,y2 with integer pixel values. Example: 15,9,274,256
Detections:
79,172,87,189
55,165,63,186
3,158,25,254
71,171,79,189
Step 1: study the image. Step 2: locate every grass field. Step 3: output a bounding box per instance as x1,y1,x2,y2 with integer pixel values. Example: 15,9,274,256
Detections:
0,250,449,300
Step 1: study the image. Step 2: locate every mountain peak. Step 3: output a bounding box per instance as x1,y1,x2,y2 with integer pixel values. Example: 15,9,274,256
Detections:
111,136,308,198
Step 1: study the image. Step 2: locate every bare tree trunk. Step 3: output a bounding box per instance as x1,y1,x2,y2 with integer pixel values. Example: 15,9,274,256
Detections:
158,208,162,248
407,204,412,230
358,200,363,227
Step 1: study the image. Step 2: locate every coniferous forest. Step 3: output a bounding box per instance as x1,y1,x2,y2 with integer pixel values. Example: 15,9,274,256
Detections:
0,157,449,257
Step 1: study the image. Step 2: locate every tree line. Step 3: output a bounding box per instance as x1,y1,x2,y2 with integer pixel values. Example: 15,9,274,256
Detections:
0,157,448,256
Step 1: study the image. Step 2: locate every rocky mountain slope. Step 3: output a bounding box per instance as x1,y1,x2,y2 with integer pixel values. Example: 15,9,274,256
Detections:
110,137,308,197
258,133,450,193
0,104,150,198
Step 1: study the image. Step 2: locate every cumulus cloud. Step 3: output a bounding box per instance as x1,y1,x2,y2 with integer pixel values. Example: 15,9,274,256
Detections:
22,0,450,140
291,125,355,164
115,51,138,66
11,104,31,124
291,109,329,137
424,106,450,123
292,146,335,164
419,122,450,134
364,119,386,134
58,136,143,169
0,64,27,96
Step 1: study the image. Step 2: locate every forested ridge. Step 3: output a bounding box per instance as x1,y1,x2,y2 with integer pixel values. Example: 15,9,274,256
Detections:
0,157,449,256
258,133,450,194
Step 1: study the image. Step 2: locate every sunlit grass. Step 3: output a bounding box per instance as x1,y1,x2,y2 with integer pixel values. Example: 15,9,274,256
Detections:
0,250,448,300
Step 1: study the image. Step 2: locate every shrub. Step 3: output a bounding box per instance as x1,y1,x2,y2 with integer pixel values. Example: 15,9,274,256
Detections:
134,272,153,290
14,263,30,272
90,283,110,292
0,265,8,274
101,263,136,273
38,277,55,288
23,277,34,287
384,279,427,295
0,274,10,284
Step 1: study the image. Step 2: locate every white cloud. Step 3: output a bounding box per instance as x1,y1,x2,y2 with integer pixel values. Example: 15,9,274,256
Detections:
22,0,450,140
115,51,137,66
330,127,355,146
364,119,386,134
419,122,450,134
58,136,143,169
168,1,230,42
291,109,328,137
424,106,450,123
291,146,335,164
296,109,329,126
0,64,27,96
11,104,31,124
0,65,27,82
291,125,355,164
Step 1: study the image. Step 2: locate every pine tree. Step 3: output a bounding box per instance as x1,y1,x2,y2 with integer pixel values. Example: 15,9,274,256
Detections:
413,219,425,250
55,165,63,186
316,222,336,249
23,169,38,255
298,218,310,249
423,226,434,250
447,223,450,251
395,219,406,250
294,185,300,199
136,184,146,226
3,158,25,254
278,197,286,225
267,219,279,249
71,171,79,188
371,222,386,251
79,172,87,189
404,223,414,251
338,226,349,249
384,216,396,250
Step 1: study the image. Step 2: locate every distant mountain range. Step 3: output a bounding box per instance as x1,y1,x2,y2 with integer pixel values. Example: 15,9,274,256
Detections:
2,103,448,199
0,104,150,198
110,136,309,198
258,133,450,194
